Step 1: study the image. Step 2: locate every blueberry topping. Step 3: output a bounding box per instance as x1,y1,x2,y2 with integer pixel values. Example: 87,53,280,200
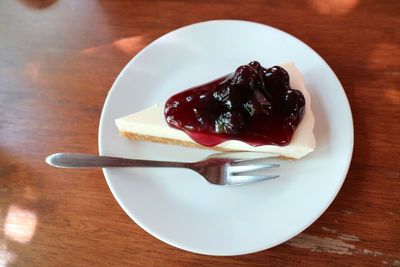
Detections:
164,61,306,146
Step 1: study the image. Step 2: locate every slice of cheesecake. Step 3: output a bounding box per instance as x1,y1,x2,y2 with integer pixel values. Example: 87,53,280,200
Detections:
115,63,315,159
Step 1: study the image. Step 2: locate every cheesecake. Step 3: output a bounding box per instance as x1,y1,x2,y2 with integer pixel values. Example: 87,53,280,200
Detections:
115,62,315,159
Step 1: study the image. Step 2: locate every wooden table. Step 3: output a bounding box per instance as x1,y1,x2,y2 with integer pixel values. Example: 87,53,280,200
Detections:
1,0,399,266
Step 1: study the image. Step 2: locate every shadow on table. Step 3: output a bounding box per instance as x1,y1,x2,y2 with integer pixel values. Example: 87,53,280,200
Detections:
17,0,57,9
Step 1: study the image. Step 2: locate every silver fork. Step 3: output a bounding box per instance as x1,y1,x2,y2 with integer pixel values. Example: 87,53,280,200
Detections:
46,153,279,186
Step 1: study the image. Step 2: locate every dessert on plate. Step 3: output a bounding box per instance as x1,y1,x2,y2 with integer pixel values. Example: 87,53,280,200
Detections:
115,61,315,159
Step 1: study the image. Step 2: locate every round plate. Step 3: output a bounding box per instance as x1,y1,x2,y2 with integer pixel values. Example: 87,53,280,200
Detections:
99,20,353,256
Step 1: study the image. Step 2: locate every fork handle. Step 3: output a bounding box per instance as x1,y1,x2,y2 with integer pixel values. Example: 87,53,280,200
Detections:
45,153,190,169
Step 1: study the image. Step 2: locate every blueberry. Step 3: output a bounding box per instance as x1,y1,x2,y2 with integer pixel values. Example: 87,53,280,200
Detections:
269,66,289,86
231,65,258,88
283,89,304,109
253,90,272,114
213,83,230,102
281,89,305,128
249,61,261,71
260,66,290,99
214,112,245,135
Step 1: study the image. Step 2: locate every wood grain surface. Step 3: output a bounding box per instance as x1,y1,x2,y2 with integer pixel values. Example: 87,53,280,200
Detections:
0,0,399,266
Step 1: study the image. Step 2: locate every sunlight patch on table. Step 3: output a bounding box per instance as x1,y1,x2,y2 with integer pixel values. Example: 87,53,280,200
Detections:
308,0,359,15
82,36,146,56
369,43,400,68
4,205,37,244
24,61,42,84
0,240,17,267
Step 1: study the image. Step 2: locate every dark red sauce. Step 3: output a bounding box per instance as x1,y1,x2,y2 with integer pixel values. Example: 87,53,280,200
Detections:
164,61,305,147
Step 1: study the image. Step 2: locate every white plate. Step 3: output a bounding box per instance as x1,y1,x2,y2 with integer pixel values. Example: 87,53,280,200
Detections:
98,20,353,256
